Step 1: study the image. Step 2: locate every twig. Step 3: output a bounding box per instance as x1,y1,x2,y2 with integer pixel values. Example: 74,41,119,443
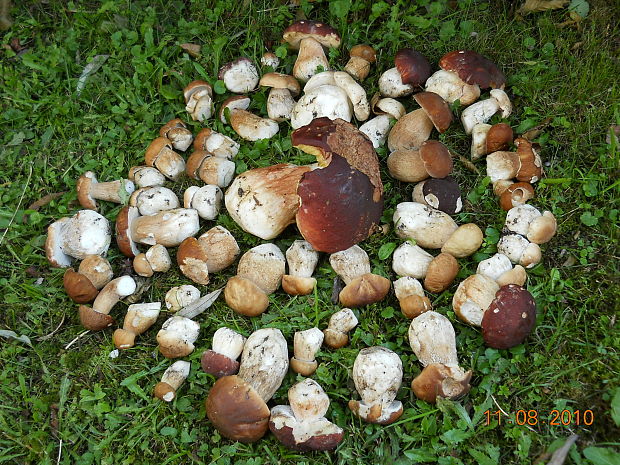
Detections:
64,330,89,350
37,314,66,341
56,439,63,465
0,165,33,248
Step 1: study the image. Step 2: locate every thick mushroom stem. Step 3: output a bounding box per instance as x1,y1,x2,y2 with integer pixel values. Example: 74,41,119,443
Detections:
282,240,319,296
157,316,201,358
112,302,161,349
154,361,191,402
348,347,403,425
393,202,458,249
452,274,500,326
129,187,180,216
183,185,222,220
128,166,166,188
77,171,135,210
159,119,193,152
329,245,371,285
193,128,240,160
201,327,246,378
291,328,324,376
267,88,296,122
378,67,414,98
145,138,186,181
230,109,280,141
131,208,200,247
392,242,433,279
323,308,358,349
424,70,480,106
360,115,392,148
92,276,136,315
294,37,330,82
133,244,171,277
394,276,432,319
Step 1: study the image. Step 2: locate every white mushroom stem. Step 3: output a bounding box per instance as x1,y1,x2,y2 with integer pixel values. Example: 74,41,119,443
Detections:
134,244,171,277
461,98,500,135
378,67,413,98
333,71,370,121
151,145,186,181
497,234,542,268
408,311,459,367
156,361,191,402
236,243,286,295
329,245,370,285
183,185,222,220
471,123,492,159
122,302,161,334
286,240,319,277
424,70,480,105
294,37,330,82
186,88,213,122
359,115,392,148
291,84,352,129
293,328,324,362
212,327,246,360
393,202,458,249
267,88,296,122
197,157,236,188
92,276,137,315
157,316,201,357
89,178,135,204
230,109,279,141
303,71,336,92
288,379,330,421
392,242,433,279
373,97,406,119
393,276,425,300
325,308,358,336
131,208,200,247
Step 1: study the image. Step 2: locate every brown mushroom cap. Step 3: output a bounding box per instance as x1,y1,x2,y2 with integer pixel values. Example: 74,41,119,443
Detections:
486,123,513,153
292,118,383,253
413,92,453,133
115,206,140,257
76,172,97,210
206,375,271,443
411,364,472,403
412,177,462,215
283,20,341,49
282,275,317,296
183,80,212,102
419,140,453,178
78,305,115,331
399,295,432,319
424,253,459,293
395,48,431,87
63,269,98,303
201,350,240,378
439,50,506,89
159,118,186,137
176,237,210,285
144,137,172,166
350,44,376,62
219,95,251,124
515,137,543,183
224,276,270,317
339,273,391,308
186,150,210,179
482,284,536,349
499,182,535,211
259,73,301,96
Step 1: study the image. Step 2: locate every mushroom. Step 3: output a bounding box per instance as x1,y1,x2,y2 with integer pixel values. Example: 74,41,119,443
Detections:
439,50,506,90
323,308,358,349
283,20,341,82
115,206,141,257
452,274,500,326
165,285,201,312
292,118,383,252
424,253,459,293
344,44,376,81
290,84,353,129
112,302,161,349
131,208,200,247
371,96,406,120
498,182,535,211
329,245,371,285
129,186,179,216
481,284,536,349
387,109,434,152
225,163,310,240
394,48,432,88
219,95,251,124
201,327,246,378
290,328,324,376
378,67,414,98
393,276,432,319
145,137,185,181
424,70,480,106
76,171,135,210
193,127,239,160
183,185,222,220
339,273,391,308
186,150,236,188
486,151,521,183
154,361,191,402
393,202,458,249
476,253,527,287
128,166,166,188
259,72,301,122
78,276,136,331
156,316,201,358
333,71,370,121
412,177,462,214
413,91,453,133
46,210,112,267
441,223,484,258
348,347,403,425
514,137,543,183
219,58,259,93
206,328,288,442
461,89,511,135
389,140,453,183
471,122,513,160
303,71,337,92
359,114,392,148
282,240,319,296
261,52,280,68
269,379,343,451
505,204,557,244
392,242,433,279
184,80,214,122
63,255,113,303
408,311,471,403
159,119,193,152
497,233,542,268
133,244,171,277
229,107,280,141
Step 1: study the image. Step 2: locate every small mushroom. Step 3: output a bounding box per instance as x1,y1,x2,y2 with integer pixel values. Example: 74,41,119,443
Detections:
412,177,462,214
184,80,213,122
76,171,135,210
193,127,239,160
408,311,459,366
224,276,270,317
476,253,527,287
260,72,301,122
63,255,113,303
201,327,246,378
333,71,370,121
461,92,508,135
482,284,536,349
230,108,280,141
129,186,179,216
154,361,191,402
186,150,236,188
218,58,259,93
387,109,433,152
411,364,472,404
128,166,166,188
183,185,222,220
515,137,543,183
261,52,280,68
339,273,390,308
290,328,324,376
423,253,459,293
131,208,200,247
165,285,201,312
486,151,521,183
393,276,432,319
359,114,392,148
394,48,432,88
344,44,376,81
392,242,433,279
378,67,414,98
133,244,171,277
499,182,535,211
452,274,499,326
112,302,161,349
282,240,319,296
393,202,458,249
371,96,406,120
270,379,343,451
471,122,513,160
159,119,193,152
348,347,403,425
78,276,137,331
145,137,185,181
323,308,358,349
329,245,370,285
497,233,542,268
156,316,201,358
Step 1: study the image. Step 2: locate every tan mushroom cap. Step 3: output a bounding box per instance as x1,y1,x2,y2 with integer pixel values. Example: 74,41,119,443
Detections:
499,182,535,211
339,273,390,308
177,237,210,285
399,295,432,319
159,118,186,137
112,329,136,349
419,140,453,178
527,211,557,244
259,73,301,96
224,276,269,317
63,269,98,303
144,137,172,166
414,92,453,133
441,223,484,258
115,206,140,258
282,275,317,296
515,137,543,183
283,20,341,49
424,253,459,293
387,149,428,183
350,44,376,62
78,305,115,331
185,150,210,179
387,109,434,152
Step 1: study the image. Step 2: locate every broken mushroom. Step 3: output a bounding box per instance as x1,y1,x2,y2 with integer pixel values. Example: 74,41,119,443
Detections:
78,275,136,331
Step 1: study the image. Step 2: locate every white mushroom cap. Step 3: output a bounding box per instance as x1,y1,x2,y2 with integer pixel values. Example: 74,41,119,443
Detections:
288,378,330,421
329,245,370,285
261,52,280,68
327,308,358,333
230,110,279,141
165,285,201,311
303,71,337,93
267,88,296,122
393,202,458,249
157,316,201,358
374,97,406,120
333,71,370,121
212,327,246,360
408,311,459,366
236,243,286,294
490,88,512,118
461,98,500,135
505,204,542,236
393,276,425,300
293,328,324,362
129,166,166,188
359,114,392,148
424,70,480,105
392,242,433,279
452,274,499,326
219,58,259,93
378,67,414,98
184,185,222,220
352,346,403,406
476,253,514,281
497,234,542,268
290,84,352,129
130,187,180,216
286,240,319,277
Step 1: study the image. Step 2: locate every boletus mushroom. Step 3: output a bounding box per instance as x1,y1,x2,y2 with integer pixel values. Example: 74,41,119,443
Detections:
201,327,246,378
290,328,324,376
63,255,113,303
282,240,319,296
112,302,161,349
154,361,191,402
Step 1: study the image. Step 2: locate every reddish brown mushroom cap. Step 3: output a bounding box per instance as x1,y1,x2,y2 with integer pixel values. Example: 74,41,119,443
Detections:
439,50,506,89
395,48,431,87
115,206,140,257
205,375,270,443
413,92,453,133
419,140,453,178
63,269,99,303
201,350,240,378
283,20,341,49
486,123,513,153
482,284,536,349
269,414,344,452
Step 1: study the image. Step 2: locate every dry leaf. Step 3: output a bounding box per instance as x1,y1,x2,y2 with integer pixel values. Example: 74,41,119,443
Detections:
177,288,222,319
27,191,66,211
517,0,568,16
180,43,201,58
547,434,578,465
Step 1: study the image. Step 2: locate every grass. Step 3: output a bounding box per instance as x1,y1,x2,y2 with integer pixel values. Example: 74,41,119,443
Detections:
0,0,619,464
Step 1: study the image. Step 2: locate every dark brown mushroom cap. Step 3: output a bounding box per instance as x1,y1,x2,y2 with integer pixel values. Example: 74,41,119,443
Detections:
339,273,390,307
413,92,453,133
482,284,536,349
283,20,341,49
78,305,115,331
205,375,270,443
201,350,240,378
486,123,513,153
350,44,376,62
63,269,98,303
395,48,431,87
411,364,472,403
414,177,462,214
419,140,453,178
439,50,506,89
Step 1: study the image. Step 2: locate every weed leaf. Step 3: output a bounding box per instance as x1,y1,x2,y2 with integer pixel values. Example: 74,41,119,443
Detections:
611,388,620,427
583,447,620,465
